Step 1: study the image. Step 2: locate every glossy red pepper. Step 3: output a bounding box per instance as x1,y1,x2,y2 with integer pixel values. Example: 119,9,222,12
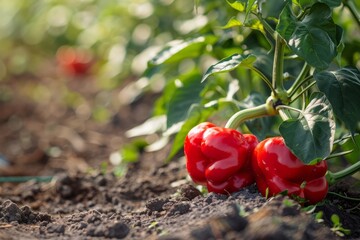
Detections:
252,137,328,205
184,122,258,194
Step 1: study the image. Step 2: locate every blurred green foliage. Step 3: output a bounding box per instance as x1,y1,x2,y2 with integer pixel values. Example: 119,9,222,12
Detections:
0,0,205,87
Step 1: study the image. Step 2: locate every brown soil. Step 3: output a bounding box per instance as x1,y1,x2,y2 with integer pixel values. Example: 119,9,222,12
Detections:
0,74,359,240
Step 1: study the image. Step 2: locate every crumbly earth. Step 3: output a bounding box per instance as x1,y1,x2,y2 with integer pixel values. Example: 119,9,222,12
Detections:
0,75,359,240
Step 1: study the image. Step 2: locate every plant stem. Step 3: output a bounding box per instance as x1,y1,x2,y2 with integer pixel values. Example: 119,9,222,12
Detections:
249,66,276,93
287,63,311,96
255,12,276,37
289,81,316,103
328,191,360,202
344,0,360,27
278,109,290,121
255,13,275,52
326,160,360,185
272,33,286,95
325,150,354,160
225,102,276,129
276,104,303,115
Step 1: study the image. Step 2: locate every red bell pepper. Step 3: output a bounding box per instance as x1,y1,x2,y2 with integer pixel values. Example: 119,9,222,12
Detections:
252,136,328,204
56,46,93,77
184,122,258,194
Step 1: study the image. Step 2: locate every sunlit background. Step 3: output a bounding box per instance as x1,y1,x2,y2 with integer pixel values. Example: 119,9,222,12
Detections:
0,0,203,81
0,0,230,174
0,0,211,122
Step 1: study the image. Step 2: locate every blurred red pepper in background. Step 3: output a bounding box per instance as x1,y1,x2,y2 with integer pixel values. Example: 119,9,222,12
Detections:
56,46,93,77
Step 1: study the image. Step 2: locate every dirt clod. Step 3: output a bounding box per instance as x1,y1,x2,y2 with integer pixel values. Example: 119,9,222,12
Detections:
107,221,130,239
177,184,201,201
0,200,51,224
46,223,66,234
146,198,170,212
166,202,191,216
86,221,129,239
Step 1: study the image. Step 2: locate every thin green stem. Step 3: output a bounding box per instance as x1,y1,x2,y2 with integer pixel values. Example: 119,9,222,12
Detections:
278,109,290,121
325,150,354,160
272,33,286,93
289,75,314,97
249,66,276,93
252,11,275,52
328,191,360,202
296,7,311,21
333,133,358,144
289,81,316,103
344,0,360,27
287,63,311,96
255,12,276,37
276,104,303,115
326,160,360,185
225,102,275,129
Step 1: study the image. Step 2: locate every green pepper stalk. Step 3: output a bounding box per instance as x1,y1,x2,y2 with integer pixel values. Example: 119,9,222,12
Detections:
326,160,360,185
272,33,286,94
225,99,277,129
225,34,288,129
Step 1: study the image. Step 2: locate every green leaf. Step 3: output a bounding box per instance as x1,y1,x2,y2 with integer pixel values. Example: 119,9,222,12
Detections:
201,53,257,82
148,36,217,67
277,3,342,70
115,139,148,164
245,19,265,34
331,214,340,225
222,17,243,29
125,115,166,138
315,211,324,221
279,92,336,164
259,0,288,18
226,0,257,22
293,0,341,8
245,0,257,21
314,67,360,133
318,0,341,7
167,70,203,128
226,0,246,12
145,136,170,152
276,3,297,38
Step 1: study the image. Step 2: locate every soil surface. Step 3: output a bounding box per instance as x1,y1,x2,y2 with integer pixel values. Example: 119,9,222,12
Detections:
0,74,359,240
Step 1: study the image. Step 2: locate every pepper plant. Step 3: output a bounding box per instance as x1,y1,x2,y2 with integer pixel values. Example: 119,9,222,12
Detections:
126,0,360,203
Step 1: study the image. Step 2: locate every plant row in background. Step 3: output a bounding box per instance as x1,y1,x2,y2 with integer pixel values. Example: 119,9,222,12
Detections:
0,0,202,122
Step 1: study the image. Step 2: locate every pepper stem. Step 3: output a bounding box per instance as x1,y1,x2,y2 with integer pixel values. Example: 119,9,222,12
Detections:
225,99,277,129
287,63,311,97
326,160,360,185
272,33,286,93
